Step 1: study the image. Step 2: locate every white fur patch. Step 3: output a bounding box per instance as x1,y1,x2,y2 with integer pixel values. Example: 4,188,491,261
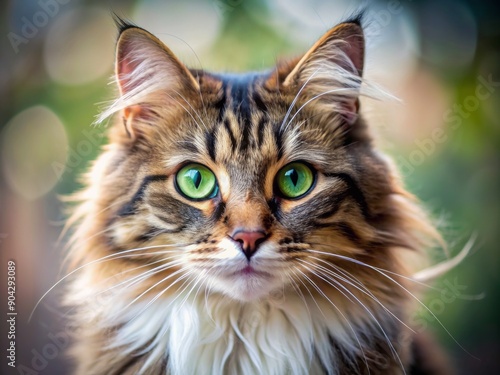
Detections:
102,289,369,375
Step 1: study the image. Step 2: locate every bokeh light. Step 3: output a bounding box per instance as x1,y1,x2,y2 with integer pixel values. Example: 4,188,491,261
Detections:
1,106,68,200
133,0,221,65
416,0,477,71
44,7,115,85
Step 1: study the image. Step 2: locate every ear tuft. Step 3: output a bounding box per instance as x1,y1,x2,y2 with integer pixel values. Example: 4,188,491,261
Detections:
280,20,367,125
113,13,139,37
342,9,365,28
97,24,199,140
112,14,137,36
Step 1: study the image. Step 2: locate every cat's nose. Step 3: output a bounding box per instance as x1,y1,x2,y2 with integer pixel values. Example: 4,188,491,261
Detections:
230,229,267,260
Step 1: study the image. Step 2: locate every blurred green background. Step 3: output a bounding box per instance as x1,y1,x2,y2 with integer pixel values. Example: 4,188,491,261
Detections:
0,0,498,374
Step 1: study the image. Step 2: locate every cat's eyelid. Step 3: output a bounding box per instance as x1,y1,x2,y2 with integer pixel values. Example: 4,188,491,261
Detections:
167,158,215,174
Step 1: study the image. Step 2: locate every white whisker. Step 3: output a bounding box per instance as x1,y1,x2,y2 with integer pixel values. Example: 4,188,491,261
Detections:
29,243,190,322
125,266,190,315
284,87,352,132
308,256,415,333
99,258,184,297
295,268,371,375
307,248,478,359
299,260,406,374
279,67,322,133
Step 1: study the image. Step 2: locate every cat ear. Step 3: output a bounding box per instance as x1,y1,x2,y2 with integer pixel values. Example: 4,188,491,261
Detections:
278,19,364,125
99,20,199,139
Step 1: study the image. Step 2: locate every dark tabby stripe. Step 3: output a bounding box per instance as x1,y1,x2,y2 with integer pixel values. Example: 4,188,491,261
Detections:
256,116,267,147
117,175,168,216
212,73,277,155
110,354,144,375
315,190,350,220
148,193,204,224
205,129,216,161
230,75,254,152
223,118,237,152
330,221,363,245
211,201,226,222
324,172,370,218
133,225,174,242
181,140,199,154
214,88,227,124
273,126,284,159
252,89,268,113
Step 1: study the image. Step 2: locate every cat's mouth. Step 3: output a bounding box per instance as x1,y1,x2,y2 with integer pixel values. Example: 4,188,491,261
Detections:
219,264,277,301
200,258,282,301
233,265,271,278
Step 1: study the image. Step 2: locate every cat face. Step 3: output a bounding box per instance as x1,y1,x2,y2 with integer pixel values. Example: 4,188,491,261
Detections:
84,20,425,305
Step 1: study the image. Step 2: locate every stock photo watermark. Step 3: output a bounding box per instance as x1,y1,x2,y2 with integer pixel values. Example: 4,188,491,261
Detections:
6,260,17,369
14,317,70,375
213,0,244,18
398,74,499,176
409,277,476,331
366,0,409,36
242,288,287,335
51,128,103,179
14,278,120,374
7,0,72,54
366,276,480,370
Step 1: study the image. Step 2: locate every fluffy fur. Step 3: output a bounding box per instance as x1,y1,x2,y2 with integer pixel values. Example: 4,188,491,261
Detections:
63,16,453,375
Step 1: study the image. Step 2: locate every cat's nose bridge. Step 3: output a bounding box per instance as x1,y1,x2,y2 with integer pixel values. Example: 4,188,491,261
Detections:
225,194,271,231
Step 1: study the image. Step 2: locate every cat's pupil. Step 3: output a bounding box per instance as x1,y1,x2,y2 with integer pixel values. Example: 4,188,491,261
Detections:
192,170,202,189
287,169,299,187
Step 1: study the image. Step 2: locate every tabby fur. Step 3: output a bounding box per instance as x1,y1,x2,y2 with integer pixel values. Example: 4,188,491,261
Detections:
64,15,452,375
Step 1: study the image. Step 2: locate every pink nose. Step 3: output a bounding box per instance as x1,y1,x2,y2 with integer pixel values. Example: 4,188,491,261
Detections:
230,229,267,260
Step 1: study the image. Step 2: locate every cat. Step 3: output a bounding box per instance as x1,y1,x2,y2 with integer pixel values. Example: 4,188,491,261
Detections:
64,14,455,375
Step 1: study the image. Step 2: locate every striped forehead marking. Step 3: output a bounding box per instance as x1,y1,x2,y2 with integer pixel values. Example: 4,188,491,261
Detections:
204,73,270,159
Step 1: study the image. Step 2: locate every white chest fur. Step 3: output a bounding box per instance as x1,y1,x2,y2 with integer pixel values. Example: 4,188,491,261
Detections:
108,293,362,375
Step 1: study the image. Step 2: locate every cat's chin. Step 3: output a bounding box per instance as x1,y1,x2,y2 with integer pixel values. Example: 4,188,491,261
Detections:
209,269,281,302
224,286,277,302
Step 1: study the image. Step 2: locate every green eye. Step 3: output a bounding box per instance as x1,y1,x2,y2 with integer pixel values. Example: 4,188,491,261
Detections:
176,163,218,200
276,162,315,199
